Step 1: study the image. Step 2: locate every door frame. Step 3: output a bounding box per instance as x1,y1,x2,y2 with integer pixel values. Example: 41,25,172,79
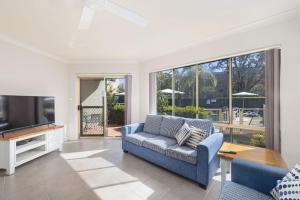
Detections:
76,74,127,138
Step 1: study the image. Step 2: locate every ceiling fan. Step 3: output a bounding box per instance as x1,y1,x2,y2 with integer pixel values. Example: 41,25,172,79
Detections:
78,0,148,30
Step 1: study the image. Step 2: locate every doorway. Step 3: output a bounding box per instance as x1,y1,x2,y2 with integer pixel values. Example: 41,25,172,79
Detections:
79,78,105,136
78,76,126,137
106,78,125,137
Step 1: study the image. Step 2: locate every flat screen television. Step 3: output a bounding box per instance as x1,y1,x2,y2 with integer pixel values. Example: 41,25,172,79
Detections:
0,95,55,134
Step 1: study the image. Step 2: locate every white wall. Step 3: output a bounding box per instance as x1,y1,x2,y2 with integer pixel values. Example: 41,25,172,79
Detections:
67,62,140,140
0,41,69,139
139,17,300,167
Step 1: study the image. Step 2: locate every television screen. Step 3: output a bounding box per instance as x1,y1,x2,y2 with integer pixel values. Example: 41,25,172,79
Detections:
0,95,55,133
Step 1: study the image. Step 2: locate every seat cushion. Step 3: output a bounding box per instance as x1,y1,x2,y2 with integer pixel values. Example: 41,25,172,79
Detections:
142,136,177,154
160,116,184,138
166,144,197,165
185,118,213,135
125,132,158,146
143,115,163,135
219,182,273,200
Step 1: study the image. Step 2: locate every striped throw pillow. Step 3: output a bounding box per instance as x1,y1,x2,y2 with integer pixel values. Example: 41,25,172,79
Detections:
185,126,208,149
174,123,191,146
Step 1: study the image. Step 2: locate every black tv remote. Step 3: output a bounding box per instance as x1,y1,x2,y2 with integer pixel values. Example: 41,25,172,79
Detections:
219,150,237,154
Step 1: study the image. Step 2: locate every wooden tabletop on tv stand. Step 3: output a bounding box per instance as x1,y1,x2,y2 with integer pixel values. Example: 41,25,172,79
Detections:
0,125,64,141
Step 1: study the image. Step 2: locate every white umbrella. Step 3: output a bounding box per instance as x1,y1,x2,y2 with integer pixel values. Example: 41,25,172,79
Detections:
232,92,258,109
232,92,258,96
115,92,125,96
160,88,184,94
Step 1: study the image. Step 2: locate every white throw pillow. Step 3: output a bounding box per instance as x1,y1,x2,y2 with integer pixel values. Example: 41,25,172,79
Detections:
271,162,300,200
174,123,191,146
272,179,300,199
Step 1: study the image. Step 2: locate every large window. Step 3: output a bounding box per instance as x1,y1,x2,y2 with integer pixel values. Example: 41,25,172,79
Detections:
199,59,229,123
156,70,172,115
231,52,266,147
174,66,196,118
155,51,267,147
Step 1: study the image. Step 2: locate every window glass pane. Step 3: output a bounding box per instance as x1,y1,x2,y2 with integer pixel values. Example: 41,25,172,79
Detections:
199,59,229,122
174,66,196,118
232,52,266,147
156,70,173,115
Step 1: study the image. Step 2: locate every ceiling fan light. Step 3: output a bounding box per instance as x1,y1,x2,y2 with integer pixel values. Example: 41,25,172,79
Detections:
78,6,95,30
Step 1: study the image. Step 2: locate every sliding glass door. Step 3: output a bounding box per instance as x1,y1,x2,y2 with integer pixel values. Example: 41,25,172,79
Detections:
79,77,126,137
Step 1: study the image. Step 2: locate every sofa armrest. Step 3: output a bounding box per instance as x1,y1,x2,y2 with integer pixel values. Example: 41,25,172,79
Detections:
196,133,223,186
121,123,145,136
197,133,223,162
231,158,288,195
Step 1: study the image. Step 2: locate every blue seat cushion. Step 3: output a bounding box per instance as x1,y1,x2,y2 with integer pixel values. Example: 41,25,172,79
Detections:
219,182,273,200
159,116,184,138
142,136,177,154
166,144,197,164
184,118,213,135
143,115,163,135
125,132,158,146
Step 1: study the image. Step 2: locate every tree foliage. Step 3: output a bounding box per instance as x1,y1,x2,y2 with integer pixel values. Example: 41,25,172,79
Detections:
232,52,265,95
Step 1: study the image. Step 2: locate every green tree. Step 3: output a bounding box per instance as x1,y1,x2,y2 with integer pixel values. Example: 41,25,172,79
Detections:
156,70,172,91
157,91,169,114
232,53,265,95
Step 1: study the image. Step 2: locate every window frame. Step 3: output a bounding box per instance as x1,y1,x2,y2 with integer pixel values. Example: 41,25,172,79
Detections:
154,50,267,145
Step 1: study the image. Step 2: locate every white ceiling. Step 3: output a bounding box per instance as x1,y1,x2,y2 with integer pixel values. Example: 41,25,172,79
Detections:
0,0,299,62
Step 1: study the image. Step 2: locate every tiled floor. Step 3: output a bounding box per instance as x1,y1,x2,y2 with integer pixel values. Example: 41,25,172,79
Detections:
0,138,222,200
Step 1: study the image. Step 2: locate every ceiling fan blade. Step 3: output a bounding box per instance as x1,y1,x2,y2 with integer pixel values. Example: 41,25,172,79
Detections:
78,5,96,30
104,0,147,27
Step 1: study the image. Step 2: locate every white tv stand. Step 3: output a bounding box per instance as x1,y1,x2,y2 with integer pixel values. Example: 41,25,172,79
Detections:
0,125,64,175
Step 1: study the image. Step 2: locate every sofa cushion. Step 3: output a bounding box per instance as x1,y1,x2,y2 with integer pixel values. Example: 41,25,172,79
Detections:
166,144,197,165
185,118,213,135
125,132,158,146
174,123,191,146
185,127,208,149
142,135,177,154
160,116,184,138
219,182,273,200
143,115,163,135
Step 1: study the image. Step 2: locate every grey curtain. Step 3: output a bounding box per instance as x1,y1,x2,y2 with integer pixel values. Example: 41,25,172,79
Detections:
265,49,281,152
125,75,132,125
149,73,157,114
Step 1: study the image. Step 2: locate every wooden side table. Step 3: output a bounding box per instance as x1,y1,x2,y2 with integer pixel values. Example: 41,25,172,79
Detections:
218,142,288,187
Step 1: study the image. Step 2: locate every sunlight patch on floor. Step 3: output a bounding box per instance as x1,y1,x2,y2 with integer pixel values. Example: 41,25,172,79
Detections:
79,166,138,188
212,168,231,182
61,149,154,200
66,157,115,171
60,149,108,160
94,181,154,200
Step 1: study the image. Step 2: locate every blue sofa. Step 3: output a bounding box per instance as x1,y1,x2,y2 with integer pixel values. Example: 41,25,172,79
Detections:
219,158,289,200
121,115,224,189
